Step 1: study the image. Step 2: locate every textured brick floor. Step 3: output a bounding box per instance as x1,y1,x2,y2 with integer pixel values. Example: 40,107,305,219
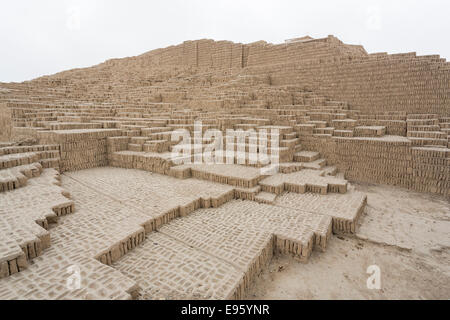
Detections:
0,167,363,299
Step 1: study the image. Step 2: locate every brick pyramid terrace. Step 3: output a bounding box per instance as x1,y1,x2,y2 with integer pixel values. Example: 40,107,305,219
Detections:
0,35,448,299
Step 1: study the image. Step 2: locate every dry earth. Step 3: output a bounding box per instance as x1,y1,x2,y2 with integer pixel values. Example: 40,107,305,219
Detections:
246,183,450,299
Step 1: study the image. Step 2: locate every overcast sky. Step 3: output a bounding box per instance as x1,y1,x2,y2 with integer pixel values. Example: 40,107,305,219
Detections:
0,0,449,82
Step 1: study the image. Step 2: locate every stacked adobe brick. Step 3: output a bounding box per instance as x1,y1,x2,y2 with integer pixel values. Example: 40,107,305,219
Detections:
0,36,448,195
37,129,122,172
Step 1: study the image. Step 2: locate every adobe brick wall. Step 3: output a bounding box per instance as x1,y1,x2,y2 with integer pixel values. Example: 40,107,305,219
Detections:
0,102,11,140
132,36,449,116
244,37,449,116
300,134,449,196
37,129,122,172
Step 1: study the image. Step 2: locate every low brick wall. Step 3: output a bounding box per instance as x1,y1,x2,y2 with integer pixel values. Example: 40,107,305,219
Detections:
37,129,123,172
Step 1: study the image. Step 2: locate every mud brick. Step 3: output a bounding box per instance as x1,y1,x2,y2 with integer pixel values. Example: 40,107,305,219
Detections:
0,34,448,298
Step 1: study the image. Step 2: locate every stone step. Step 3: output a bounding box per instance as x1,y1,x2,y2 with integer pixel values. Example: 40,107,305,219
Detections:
407,125,441,132
178,164,266,188
408,137,448,147
40,158,60,169
0,162,43,192
312,133,333,138
124,129,142,137
320,166,338,176
280,138,299,148
143,140,170,153
311,105,347,111
333,130,354,137
331,119,358,129
276,108,308,116
294,144,303,153
421,145,448,149
0,145,59,157
407,114,439,120
411,146,450,158
259,169,347,196
354,126,386,137
254,192,277,205
406,119,439,126
278,162,303,174
294,151,320,162
0,152,40,170
325,101,349,108
256,125,294,136
302,158,327,170
407,131,447,139
309,108,347,115
307,121,327,128
234,123,258,131
308,112,346,122
128,143,143,152
294,124,316,135
296,116,311,123
129,137,149,145
147,131,174,141
313,127,335,135
45,122,103,130
141,127,173,136
283,132,297,140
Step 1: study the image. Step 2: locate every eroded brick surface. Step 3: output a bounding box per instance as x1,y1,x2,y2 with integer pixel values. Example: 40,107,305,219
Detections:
0,34,447,299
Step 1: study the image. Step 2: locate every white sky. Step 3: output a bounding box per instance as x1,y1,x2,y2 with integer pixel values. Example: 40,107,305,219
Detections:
0,0,449,82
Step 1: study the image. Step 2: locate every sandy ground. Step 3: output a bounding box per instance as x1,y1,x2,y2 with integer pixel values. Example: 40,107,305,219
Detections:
245,183,450,299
